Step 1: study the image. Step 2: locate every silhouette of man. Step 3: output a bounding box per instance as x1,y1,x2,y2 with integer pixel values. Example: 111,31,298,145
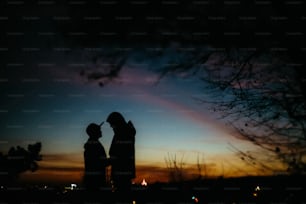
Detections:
107,112,136,193
83,123,108,190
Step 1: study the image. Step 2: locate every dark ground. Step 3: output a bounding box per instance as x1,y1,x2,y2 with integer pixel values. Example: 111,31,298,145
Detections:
0,175,305,204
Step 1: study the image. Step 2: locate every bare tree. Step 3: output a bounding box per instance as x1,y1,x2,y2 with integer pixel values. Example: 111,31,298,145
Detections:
196,152,208,180
162,48,306,175
210,50,305,174
164,152,186,183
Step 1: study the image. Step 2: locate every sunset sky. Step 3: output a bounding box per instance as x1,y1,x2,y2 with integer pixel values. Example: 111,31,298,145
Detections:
0,0,296,186
0,48,273,185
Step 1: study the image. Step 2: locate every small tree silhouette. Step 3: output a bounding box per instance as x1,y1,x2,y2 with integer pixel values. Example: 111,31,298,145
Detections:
164,152,208,183
164,152,186,183
196,153,207,180
0,142,42,185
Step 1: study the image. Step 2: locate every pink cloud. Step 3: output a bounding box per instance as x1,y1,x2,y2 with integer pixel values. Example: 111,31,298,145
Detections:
131,89,231,138
115,66,159,86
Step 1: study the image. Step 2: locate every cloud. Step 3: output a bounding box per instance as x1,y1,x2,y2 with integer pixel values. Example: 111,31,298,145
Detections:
20,167,83,185
131,87,231,137
115,66,159,86
39,153,83,168
19,153,84,185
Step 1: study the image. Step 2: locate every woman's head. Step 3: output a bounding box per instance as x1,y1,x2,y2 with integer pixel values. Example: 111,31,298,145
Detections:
106,112,126,128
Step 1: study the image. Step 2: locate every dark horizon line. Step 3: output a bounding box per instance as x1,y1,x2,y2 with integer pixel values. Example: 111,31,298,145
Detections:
12,173,305,187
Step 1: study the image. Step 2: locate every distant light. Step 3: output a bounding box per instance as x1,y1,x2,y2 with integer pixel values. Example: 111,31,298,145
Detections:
71,183,77,190
253,193,257,197
132,201,136,204
141,178,147,186
192,196,199,203
255,186,260,191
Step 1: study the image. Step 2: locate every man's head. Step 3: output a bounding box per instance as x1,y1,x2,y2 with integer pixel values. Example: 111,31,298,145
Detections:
86,123,102,139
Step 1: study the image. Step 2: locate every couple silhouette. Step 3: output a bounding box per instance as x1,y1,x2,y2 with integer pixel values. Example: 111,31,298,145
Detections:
83,112,136,193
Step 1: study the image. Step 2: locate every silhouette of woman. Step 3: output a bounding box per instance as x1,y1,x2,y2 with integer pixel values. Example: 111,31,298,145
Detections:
83,122,109,190
107,112,136,193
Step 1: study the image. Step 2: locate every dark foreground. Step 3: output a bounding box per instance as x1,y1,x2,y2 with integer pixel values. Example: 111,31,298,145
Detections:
1,175,305,204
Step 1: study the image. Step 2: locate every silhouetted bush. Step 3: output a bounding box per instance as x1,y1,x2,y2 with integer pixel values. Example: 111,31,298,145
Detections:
0,142,42,185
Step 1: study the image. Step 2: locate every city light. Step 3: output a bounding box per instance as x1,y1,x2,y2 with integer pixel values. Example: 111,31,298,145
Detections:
71,183,77,190
141,178,147,186
192,196,199,203
253,185,261,197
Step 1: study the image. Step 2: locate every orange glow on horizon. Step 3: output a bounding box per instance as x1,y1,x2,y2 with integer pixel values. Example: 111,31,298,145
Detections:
19,162,277,186
17,153,281,186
